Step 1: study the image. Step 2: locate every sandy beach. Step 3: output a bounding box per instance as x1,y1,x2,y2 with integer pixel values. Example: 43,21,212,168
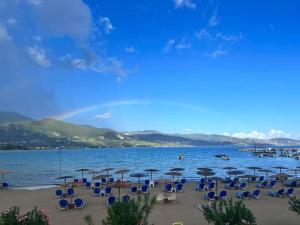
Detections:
0,182,299,225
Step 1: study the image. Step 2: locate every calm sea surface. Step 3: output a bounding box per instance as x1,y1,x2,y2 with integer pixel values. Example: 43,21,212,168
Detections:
0,146,299,187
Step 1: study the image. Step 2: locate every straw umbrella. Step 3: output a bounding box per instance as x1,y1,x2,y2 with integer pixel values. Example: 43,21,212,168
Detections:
223,167,237,179
246,167,262,175
196,170,215,179
197,167,213,171
87,170,100,183
270,173,292,183
144,169,159,180
115,169,130,181
258,169,273,180
273,166,288,174
101,168,114,177
75,168,90,180
165,172,182,182
111,180,131,200
56,175,74,193
130,173,147,189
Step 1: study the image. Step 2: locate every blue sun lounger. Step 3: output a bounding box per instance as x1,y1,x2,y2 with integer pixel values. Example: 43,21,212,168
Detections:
107,196,116,206
74,198,85,209
59,199,69,211
268,189,285,197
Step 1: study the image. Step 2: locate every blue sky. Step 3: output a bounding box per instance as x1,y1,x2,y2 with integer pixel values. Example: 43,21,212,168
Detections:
1,0,300,139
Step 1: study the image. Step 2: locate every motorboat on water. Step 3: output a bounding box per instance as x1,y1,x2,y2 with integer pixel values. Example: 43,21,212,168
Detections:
215,154,230,160
178,154,185,160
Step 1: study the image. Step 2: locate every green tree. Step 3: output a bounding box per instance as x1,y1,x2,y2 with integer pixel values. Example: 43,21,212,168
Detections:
202,199,256,225
289,196,300,215
85,194,155,225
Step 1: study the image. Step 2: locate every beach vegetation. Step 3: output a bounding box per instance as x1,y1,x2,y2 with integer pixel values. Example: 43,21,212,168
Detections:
0,206,50,225
289,196,300,215
201,199,257,225
84,194,156,225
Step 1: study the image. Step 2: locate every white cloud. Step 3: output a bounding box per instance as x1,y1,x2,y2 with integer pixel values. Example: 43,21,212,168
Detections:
162,39,176,53
125,46,140,54
32,35,42,42
173,0,196,10
27,46,51,67
230,129,293,140
195,28,212,40
95,112,113,120
99,17,114,34
216,33,244,42
176,42,191,49
208,8,219,27
72,58,87,69
0,25,12,42
205,48,228,58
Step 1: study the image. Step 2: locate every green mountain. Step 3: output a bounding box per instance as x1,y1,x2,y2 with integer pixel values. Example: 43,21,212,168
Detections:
0,111,299,150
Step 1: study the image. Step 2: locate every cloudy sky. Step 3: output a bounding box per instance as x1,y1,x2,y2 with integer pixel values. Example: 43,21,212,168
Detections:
1,0,300,139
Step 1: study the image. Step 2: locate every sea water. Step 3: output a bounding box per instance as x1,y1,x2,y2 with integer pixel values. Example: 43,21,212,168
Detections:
0,146,299,187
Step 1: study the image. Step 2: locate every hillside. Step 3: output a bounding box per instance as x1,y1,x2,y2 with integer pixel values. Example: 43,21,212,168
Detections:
0,111,299,150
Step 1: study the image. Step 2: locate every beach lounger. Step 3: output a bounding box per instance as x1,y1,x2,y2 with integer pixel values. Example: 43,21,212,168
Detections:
93,188,101,196
238,183,247,190
74,198,85,209
268,189,285,197
109,177,114,183
144,180,150,186
73,179,79,183
251,177,257,183
167,193,177,203
142,185,148,193
267,180,276,189
286,181,297,188
105,186,112,195
258,176,264,182
165,183,173,192
154,181,159,186
67,188,75,197
2,183,9,189
208,182,215,191
82,178,87,184
256,181,267,189
122,195,130,202
94,182,101,188
236,191,251,199
204,192,215,201
85,182,91,189
180,178,186,185
55,189,63,198
131,186,137,194
200,178,206,183
196,183,205,191
107,196,116,206
59,199,69,211
251,190,261,199
176,183,183,192
219,190,227,200
225,182,236,190
102,178,107,184
285,188,294,197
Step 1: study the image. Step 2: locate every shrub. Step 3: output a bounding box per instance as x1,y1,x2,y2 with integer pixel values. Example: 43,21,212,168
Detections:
0,207,49,225
289,196,300,215
85,194,156,225
202,199,257,225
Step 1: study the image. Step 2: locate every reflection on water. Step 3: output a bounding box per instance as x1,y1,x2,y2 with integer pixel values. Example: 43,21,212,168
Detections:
0,147,299,187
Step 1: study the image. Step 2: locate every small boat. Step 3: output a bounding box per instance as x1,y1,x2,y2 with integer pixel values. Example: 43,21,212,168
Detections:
178,155,184,160
221,155,230,160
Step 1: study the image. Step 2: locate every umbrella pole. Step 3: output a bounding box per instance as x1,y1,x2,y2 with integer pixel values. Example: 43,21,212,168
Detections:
151,172,153,180
64,178,67,193
122,173,124,182
82,171,84,180
118,187,121,200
